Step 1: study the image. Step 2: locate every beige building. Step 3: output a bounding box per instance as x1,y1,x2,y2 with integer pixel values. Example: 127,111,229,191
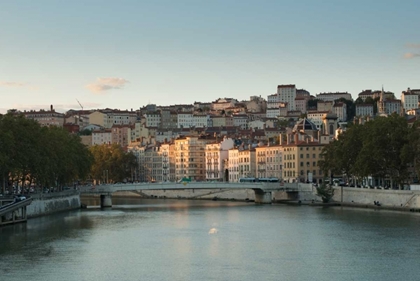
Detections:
317,101,333,112
89,111,111,128
212,98,238,111
205,137,234,181
255,145,283,179
160,142,175,182
111,125,132,147
238,148,256,179
281,119,330,183
22,105,65,127
283,141,325,183
174,136,215,181
211,115,234,127
228,148,239,182
92,129,112,145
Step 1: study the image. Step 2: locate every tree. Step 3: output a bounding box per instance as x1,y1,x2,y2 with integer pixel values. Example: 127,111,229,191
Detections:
90,144,137,183
316,181,334,203
0,113,93,192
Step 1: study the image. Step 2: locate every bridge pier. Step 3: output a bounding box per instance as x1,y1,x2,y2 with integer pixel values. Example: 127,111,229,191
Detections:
254,190,272,204
100,194,112,208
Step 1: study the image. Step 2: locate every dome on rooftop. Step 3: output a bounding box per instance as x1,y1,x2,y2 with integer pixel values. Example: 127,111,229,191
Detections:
292,118,317,132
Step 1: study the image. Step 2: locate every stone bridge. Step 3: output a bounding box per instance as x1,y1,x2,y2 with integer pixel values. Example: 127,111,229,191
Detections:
80,182,302,207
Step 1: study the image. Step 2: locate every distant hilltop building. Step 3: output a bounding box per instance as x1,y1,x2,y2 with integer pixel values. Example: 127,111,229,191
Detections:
377,87,402,116
401,88,420,112
358,89,395,102
267,85,297,111
316,92,353,102
21,105,65,127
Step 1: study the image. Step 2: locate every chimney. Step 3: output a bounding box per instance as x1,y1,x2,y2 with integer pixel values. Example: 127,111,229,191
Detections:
294,133,298,144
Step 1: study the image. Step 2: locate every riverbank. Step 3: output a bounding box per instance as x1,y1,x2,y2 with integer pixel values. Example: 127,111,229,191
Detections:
106,187,420,213
27,190,81,218
275,200,418,212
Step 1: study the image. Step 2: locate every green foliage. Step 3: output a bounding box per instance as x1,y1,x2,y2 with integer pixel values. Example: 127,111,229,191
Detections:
320,114,414,188
316,182,335,203
89,144,137,183
335,98,355,122
0,114,93,192
307,99,319,108
79,129,92,136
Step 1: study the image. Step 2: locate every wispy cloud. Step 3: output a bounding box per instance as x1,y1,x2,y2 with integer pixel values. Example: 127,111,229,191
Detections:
404,53,420,59
86,77,129,94
406,43,420,48
403,43,420,59
0,81,27,87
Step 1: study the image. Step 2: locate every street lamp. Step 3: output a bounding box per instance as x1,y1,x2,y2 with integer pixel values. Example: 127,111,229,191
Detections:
103,170,109,184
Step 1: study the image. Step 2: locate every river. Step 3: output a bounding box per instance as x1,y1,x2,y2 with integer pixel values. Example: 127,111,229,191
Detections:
1,198,420,281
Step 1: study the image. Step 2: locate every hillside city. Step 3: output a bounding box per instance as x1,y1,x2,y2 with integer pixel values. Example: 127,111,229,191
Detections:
8,84,420,185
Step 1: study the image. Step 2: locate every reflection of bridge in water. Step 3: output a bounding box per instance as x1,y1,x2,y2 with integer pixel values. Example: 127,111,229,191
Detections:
80,182,304,207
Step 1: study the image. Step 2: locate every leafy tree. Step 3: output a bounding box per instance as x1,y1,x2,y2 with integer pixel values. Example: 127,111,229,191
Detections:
355,97,364,104
90,144,137,183
307,99,319,109
79,129,92,136
0,113,92,193
316,182,335,203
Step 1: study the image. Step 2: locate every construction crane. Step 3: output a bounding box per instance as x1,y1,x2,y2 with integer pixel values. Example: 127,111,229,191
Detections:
76,99,83,125
76,99,83,110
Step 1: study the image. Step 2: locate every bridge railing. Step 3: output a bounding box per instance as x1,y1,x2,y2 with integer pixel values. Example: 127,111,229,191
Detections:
79,181,304,193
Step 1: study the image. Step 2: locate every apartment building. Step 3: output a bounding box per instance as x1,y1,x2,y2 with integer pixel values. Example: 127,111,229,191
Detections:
92,129,112,145
177,112,193,128
333,102,347,121
144,112,161,127
238,148,256,179
22,105,65,127
160,142,175,182
205,137,234,181
228,148,240,182
401,92,419,112
255,145,283,179
355,104,374,117
111,125,132,147
174,136,215,181
316,92,352,102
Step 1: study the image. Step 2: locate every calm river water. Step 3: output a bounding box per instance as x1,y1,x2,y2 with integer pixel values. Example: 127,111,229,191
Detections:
1,198,420,281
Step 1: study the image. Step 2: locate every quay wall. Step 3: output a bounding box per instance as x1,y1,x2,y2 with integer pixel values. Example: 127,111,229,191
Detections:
27,192,81,218
298,185,420,209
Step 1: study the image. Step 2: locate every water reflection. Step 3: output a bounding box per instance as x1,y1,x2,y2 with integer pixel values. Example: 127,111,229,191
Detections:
1,200,420,281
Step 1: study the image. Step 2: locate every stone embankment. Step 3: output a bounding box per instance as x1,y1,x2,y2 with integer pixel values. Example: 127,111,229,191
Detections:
27,190,81,218
297,185,420,212
85,184,420,213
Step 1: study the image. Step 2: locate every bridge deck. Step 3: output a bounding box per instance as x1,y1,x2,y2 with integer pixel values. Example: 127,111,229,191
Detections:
80,182,302,194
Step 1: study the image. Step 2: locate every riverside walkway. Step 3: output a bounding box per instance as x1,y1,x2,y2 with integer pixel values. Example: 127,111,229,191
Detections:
0,197,32,226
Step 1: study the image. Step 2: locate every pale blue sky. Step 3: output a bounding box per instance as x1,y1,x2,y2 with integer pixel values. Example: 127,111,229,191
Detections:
0,0,419,113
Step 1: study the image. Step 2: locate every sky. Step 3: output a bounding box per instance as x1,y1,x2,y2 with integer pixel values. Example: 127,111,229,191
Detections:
0,0,419,114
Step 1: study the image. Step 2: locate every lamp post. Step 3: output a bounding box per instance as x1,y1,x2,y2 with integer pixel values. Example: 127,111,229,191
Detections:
103,170,109,184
